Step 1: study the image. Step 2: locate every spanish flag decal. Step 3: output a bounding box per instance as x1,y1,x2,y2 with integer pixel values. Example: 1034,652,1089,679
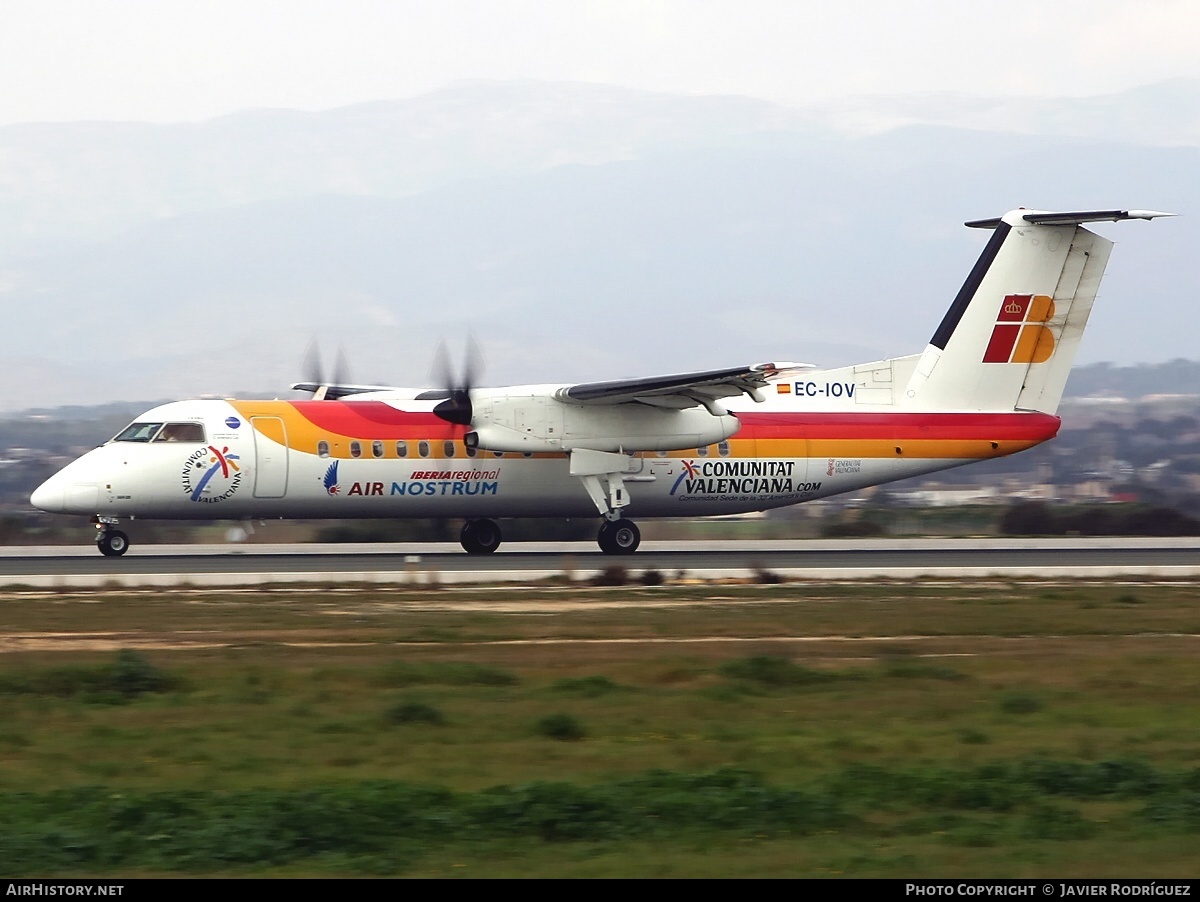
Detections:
982,294,1055,364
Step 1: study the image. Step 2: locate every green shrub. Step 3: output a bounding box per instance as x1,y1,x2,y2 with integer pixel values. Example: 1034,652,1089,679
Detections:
882,659,967,681
386,701,445,726
0,650,179,699
1141,791,1200,829
376,661,518,687
109,649,176,697
822,517,886,538
1015,758,1164,798
550,676,619,698
999,693,1043,715
720,655,835,687
1021,803,1095,840
536,713,586,741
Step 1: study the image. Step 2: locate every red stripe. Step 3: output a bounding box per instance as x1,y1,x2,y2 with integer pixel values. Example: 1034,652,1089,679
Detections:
735,411,1060,442
288,401,1061,445
291,401,452,438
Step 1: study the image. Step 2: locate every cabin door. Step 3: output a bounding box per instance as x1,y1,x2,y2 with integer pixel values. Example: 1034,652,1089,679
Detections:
251,417,289,498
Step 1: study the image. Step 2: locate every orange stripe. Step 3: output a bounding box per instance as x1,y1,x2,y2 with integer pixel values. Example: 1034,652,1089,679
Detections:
757,438,1037,459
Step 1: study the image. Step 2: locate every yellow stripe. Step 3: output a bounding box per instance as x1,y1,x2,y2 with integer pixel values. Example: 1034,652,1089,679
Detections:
746,438,1035,459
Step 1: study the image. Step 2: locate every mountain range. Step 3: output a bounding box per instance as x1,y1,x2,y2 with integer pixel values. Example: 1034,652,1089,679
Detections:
2,79,1196,412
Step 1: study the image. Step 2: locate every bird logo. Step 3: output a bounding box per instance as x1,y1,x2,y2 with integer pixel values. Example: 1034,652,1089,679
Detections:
323,461,340,495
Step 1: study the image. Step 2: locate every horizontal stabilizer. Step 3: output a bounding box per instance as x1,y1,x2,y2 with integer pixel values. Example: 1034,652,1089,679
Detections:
966,209,1175,229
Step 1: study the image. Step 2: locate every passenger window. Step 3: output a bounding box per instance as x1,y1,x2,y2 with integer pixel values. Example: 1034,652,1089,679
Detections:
113,422,164,443
396,441,408,458
465,445,477,458
153,422,206,443
372,440,384,458
717,440,730,457
443,440,455,458
350,441,362,458
418,440,430,458
697,445,710,457
318,441,330,459
492,451,504,458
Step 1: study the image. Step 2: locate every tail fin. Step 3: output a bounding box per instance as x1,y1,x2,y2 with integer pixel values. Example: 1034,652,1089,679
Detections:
902,209,1173,414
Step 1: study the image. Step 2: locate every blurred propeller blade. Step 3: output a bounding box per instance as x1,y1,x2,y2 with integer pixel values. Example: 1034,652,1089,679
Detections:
332,345,354,387
431,337,483,427
463,335,483,391
296,341,357,399
301,340,325,388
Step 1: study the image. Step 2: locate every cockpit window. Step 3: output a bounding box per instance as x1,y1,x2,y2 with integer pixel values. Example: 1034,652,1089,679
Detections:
153,423,207,443
113,422,165,442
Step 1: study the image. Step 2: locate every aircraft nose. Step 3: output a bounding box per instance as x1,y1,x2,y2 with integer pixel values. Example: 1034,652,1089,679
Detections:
30,478,65,512
31,474,100,514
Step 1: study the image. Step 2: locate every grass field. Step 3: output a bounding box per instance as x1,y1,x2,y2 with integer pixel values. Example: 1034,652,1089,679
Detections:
0,578,1198,876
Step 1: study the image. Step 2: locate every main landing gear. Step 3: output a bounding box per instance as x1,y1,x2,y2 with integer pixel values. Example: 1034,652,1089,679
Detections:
597,518,640,555
568,449,641,554
92,516,129,557
459,516,642,554
460,518,502,554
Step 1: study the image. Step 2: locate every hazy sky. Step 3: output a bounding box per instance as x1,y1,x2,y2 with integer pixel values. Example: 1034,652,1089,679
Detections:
2,0,1198,125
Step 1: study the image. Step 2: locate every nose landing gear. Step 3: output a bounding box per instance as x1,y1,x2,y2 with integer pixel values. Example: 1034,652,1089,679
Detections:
92,516,130,557
98,530,130,557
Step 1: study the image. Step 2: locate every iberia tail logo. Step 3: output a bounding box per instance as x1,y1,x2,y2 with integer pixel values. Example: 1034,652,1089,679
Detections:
982,294,1055,364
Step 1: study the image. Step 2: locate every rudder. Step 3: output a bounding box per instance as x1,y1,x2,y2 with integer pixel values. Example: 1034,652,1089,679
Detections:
901,209,1169,414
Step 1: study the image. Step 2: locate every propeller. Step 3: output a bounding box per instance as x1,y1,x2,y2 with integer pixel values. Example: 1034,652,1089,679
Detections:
431,337,482,427
297,341,353,399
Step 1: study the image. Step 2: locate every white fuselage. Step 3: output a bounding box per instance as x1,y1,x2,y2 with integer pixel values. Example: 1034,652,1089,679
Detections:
31,389,1059,522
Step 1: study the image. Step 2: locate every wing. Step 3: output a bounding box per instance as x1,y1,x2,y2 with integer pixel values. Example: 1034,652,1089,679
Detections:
555,362,813,412
291,381,407,400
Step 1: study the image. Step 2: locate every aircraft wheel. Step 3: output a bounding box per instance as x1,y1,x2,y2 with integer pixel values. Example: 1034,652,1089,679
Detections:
598,518,640,555
98,530,130,557
460,518,502,554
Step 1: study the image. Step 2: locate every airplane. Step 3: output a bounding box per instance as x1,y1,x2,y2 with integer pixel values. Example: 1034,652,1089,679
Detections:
30,207,1173,557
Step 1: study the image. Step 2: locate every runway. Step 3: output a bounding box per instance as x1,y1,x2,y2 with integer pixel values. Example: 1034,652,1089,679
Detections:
2,538,1199,587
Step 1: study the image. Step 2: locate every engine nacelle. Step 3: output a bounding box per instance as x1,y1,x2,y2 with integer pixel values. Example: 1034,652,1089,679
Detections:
467,393,739,454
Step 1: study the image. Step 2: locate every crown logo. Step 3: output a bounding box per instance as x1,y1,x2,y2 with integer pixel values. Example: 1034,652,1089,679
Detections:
1004,301,1024,315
